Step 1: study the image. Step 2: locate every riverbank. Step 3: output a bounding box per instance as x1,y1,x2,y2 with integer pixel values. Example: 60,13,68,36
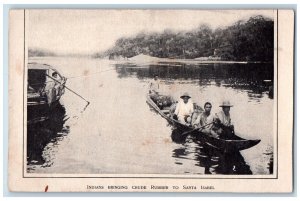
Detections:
111,54,269,66
29,55,270,66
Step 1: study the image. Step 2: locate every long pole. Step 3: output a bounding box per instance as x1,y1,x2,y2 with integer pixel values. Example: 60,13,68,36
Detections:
46,74,90,106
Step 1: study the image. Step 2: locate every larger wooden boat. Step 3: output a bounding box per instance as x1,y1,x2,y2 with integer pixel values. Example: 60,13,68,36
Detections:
146,93,261,152
27,63,66,124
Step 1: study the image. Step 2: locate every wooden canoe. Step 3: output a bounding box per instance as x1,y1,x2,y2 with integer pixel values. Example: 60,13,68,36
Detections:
146,94,261,152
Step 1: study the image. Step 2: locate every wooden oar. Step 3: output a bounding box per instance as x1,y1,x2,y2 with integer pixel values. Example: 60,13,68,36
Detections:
181,121,215,137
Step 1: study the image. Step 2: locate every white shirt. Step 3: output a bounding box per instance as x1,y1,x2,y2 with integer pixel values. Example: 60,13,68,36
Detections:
215,110,232,126
193,112,214,128
174,99,194,122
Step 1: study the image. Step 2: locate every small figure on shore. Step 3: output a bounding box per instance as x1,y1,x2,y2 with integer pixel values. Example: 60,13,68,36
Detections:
174,92,194,125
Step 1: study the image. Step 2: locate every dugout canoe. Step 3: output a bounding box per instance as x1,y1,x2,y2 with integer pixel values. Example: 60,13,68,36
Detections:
146,93,261,152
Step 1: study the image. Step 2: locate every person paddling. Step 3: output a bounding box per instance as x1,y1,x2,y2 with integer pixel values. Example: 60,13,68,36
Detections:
174,92,194,125
193,102,214,134
212,100,234,138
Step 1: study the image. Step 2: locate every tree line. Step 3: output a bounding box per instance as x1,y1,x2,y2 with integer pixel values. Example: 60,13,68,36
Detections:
96,15,274,62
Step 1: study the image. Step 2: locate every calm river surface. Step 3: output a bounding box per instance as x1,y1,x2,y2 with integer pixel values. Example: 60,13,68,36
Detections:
27,57,274,175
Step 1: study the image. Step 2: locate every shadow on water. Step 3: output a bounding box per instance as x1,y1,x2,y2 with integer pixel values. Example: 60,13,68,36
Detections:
196,146,252,175
171,128,189,144
27,102,69,169
171,129,252,175
264,147,274,175
268,154,274,174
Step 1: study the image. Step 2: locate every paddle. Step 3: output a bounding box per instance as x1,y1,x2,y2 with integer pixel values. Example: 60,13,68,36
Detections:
171,121,215,144
181,121,215,137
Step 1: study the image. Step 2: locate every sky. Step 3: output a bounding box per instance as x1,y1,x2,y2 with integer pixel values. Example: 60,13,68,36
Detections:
28,9,275,55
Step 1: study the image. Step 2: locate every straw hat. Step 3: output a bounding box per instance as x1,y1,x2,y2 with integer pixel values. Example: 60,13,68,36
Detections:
219,100,233,107
180,92,191,99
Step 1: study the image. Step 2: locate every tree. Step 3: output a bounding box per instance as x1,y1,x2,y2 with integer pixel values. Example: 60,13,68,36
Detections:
97,15,274,62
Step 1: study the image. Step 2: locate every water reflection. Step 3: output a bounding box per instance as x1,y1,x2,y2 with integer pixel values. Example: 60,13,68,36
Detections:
115,62,274,99
171,130,252,175
26,57,274,174
204,150,252,175
264,146,274,174
268,154,274,174
27,103,69,171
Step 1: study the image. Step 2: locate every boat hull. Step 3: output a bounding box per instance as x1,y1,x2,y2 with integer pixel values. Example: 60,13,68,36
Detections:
27,63,66,124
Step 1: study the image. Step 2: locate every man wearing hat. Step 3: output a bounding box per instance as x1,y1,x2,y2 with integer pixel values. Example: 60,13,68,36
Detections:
174,92,194,125
215,101,233,126
212,100,234,138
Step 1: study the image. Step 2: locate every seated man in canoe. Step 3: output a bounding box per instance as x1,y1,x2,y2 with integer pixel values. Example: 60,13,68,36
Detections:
149,74,160,95
173,92,194,125
193,102,214,134
148,74,175,109
211,100,235,139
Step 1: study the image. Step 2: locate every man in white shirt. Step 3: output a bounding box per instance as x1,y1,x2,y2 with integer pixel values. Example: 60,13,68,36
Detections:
174,92,194,125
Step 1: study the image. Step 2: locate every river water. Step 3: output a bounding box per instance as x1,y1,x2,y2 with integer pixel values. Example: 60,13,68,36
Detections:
27,57,274,175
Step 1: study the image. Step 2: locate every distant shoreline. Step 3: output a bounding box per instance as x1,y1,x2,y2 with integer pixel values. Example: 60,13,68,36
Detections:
112,55,272,65
106,54,273,65
28,56,272,65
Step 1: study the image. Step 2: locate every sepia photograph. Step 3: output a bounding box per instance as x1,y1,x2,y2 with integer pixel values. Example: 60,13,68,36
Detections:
8,8,294,192
26,9,274,175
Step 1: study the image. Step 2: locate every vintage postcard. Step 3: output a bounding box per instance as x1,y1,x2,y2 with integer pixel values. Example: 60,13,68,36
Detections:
8,9,294,192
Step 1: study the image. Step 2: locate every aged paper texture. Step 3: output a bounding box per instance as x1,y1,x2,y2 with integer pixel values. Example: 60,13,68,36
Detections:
8,9,294,192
